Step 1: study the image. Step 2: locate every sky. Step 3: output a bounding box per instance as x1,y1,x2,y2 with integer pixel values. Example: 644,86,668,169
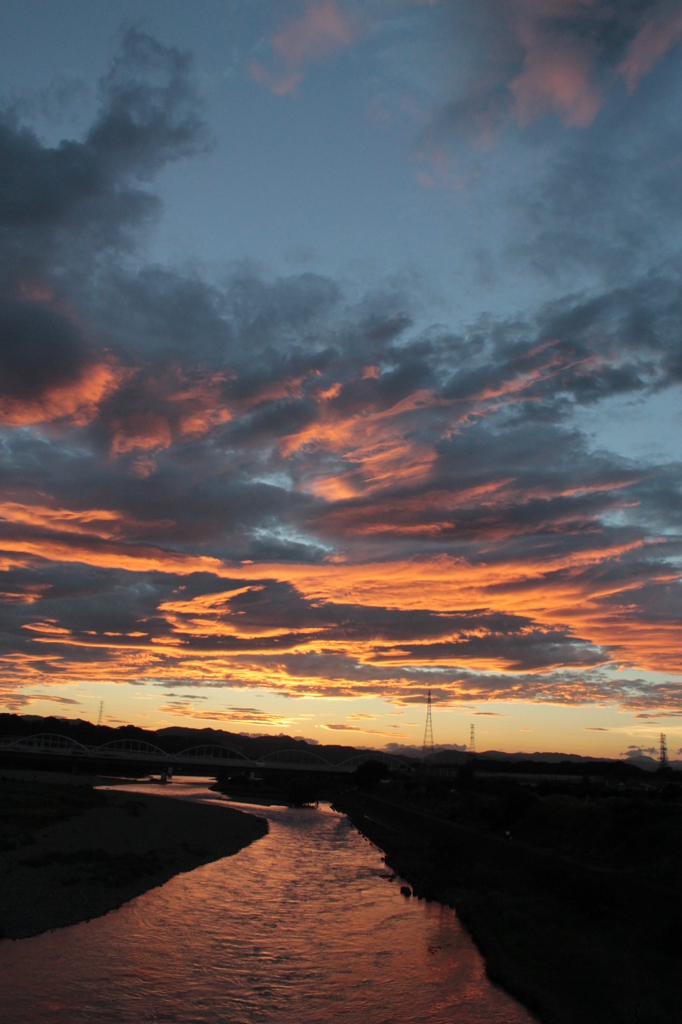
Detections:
0,0,681,759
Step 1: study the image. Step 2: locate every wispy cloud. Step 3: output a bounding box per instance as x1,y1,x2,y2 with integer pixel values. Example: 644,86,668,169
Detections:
250,1,359,95
321,722,408,737
425,0,682,143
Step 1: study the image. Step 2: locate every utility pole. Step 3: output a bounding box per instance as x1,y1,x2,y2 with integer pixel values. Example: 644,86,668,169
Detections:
423,690,434,756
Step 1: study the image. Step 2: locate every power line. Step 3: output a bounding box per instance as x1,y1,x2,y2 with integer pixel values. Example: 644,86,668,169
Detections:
423,689,434,755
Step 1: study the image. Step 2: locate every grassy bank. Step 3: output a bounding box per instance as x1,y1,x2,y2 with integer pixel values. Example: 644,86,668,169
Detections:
334,770,682,1024
0,775,267,939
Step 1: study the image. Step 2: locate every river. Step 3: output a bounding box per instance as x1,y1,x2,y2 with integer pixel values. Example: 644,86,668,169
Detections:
0,781,535,1023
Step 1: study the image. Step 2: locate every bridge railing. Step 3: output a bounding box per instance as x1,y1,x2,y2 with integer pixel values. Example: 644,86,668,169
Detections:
3,733,90,754
176,745,253,765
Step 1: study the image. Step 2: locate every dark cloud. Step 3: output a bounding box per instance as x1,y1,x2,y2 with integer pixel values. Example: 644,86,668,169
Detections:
624,744,658,757
0,28,210,422
0,26,681,719
0,298,90,402
0,28,208,237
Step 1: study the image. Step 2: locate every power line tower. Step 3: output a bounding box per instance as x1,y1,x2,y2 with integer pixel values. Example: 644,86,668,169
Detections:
660,733,668,767
97,700,104,727
469,723,475,754
423,690,434,756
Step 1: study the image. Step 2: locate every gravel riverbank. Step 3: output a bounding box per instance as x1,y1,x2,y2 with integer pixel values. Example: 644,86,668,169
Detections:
0,775,268,939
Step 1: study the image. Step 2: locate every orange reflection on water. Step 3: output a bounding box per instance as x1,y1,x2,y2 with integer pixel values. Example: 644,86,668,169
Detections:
0,785,536,1024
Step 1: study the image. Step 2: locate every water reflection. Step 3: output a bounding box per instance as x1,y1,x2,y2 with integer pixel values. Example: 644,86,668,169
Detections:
0,781,534,1023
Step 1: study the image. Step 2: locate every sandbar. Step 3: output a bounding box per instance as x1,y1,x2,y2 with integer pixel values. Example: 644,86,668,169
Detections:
0,775,267,940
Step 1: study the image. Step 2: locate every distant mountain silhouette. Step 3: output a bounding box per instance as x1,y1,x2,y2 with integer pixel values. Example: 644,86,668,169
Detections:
2,714,679,771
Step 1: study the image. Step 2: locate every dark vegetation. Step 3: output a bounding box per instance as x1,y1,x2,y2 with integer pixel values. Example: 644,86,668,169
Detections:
212,769,329,807
334,767,682,1024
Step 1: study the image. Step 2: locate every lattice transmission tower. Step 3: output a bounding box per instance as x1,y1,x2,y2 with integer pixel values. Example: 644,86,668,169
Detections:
469,724,475,754
660,732,668,767
423,690,434,756
97,700,104,727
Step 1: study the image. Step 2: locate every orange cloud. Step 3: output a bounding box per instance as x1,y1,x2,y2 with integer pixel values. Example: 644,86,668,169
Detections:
0,585,47,604
313,480,514,535
22,621,72,637
157,587,320,640
282,351,601,502
0,534,225,577
168,373,232,435
239,372,314,410
503,0,682,131
3,464,680,677
273,0,357,67
0,501,172,541
4,517,676,673
156,703,292,726
109,368,231,455
509,38,601,127
283,388,438,494
110,412,173,455
0,502,122,539
251,0,359,95
0,361,125,428
321,723,409,737
218,547,681,674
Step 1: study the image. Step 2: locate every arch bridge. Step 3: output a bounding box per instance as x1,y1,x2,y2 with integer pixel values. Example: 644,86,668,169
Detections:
0,734,409,775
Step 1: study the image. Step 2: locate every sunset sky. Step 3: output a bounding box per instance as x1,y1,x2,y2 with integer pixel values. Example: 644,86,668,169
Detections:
1,1,681,758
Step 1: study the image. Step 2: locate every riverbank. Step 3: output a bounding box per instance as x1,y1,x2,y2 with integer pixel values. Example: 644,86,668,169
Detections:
334,776,682,1024
0,774,267,939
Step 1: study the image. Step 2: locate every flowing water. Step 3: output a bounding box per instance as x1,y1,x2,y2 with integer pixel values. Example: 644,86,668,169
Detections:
0,781,535,1023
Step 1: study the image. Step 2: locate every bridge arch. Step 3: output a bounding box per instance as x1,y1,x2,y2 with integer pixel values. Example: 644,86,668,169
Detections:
6,733,90,754
257,748,332,768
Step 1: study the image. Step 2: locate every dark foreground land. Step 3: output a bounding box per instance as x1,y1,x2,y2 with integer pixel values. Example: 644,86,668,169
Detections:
333,769,682,1024
0,774,267,939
